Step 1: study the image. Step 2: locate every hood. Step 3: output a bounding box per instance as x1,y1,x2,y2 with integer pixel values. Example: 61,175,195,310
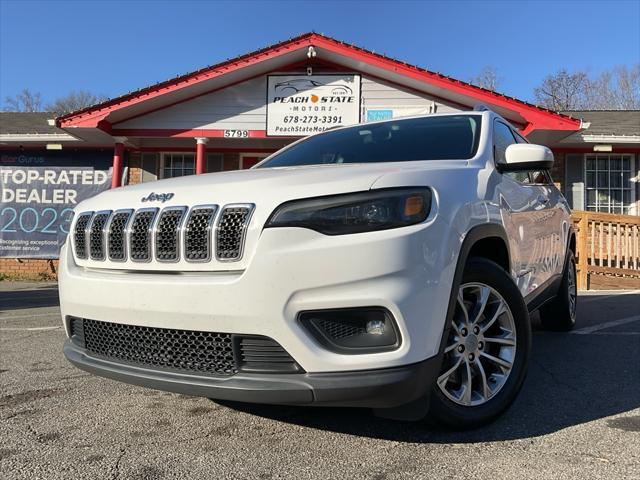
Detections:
78,160,469,213
70,161,465,273
77,163,401,213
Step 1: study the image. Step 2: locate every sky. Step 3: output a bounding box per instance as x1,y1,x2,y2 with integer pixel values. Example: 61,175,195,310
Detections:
1,0,639,109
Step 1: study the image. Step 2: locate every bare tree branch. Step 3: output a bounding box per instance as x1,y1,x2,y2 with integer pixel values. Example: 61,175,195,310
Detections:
46,90,108,116
3,88,43,112
534,65,639,110
470,66,501,92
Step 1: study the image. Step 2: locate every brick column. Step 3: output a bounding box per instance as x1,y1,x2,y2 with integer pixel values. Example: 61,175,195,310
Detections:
111,136,127,188
195,137,208,175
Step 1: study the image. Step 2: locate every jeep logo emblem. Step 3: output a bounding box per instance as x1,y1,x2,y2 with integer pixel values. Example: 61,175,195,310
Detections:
141,192,175,203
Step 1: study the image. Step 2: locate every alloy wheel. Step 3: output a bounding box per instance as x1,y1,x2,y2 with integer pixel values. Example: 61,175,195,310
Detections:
437,283,517,407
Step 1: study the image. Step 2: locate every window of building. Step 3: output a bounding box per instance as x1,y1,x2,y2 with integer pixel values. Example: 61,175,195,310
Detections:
585,154,635,214
161,153,195,178
207,153,224,173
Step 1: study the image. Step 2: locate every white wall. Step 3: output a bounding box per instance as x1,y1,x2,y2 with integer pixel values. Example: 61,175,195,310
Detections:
114,73,463,131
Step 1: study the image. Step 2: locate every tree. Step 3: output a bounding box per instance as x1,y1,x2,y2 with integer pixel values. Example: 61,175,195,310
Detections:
534,65,640,110
534,69,590,110
470,65,500,92
46,90,108,116
3,88,43,112
600,65,640,109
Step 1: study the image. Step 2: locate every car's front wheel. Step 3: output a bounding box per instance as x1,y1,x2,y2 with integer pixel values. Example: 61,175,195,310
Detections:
429,258,531,429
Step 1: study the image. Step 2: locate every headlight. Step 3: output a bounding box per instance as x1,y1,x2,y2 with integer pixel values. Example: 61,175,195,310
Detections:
265,187,431,235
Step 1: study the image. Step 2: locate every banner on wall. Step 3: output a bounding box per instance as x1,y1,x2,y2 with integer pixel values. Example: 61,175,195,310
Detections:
365,106,435,122
0,152,112,258
267,74,361,136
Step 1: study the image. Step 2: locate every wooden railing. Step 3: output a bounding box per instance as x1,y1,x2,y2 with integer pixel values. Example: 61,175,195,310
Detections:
572,210,640,290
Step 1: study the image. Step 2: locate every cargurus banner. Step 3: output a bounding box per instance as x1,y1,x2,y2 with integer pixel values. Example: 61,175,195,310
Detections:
0,162,111,259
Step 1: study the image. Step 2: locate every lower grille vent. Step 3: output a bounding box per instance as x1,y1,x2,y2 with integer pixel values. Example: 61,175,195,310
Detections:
236,336,301,373
82,319,237,376
68,317,85,347
68,318,301,376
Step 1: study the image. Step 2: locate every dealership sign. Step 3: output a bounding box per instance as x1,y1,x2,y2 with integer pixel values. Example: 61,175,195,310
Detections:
267,75,361,136
0,165,111,258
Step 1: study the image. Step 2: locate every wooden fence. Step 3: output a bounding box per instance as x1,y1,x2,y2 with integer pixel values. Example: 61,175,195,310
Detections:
572,210,640,290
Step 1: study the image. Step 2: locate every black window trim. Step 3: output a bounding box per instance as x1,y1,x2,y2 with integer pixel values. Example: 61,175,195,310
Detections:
492,119,518,168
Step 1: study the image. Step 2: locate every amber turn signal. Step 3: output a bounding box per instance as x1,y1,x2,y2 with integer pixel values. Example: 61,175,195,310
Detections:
404,195,425,217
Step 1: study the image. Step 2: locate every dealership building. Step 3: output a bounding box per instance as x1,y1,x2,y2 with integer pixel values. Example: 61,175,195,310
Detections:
1,32,639,278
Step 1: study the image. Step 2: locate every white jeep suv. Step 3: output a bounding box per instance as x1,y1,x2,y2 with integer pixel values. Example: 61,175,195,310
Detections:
59,110,577,428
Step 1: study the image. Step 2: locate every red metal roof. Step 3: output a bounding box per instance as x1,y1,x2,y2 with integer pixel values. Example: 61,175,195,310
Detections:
57,32,581,134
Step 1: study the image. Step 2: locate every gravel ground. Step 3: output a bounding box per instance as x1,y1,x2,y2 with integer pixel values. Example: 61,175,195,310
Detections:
1,282,639,479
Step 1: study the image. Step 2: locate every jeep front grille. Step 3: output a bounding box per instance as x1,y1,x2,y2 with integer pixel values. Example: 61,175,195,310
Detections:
89,211,111,261
216,205,254,261
73,212,93,259
107,210,132,261
184,206,217,262
155,207,187,262
71,204,254,264
129,209,157,262
68,317,301,376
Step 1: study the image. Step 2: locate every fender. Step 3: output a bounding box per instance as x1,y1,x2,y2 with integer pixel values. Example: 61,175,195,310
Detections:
375,223,512,420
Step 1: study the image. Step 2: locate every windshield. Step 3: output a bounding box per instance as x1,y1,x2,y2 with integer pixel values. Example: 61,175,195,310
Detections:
259,115,482,168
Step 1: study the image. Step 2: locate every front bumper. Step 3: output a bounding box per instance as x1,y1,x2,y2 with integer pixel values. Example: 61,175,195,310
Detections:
64,340,440,408
59,219,458,374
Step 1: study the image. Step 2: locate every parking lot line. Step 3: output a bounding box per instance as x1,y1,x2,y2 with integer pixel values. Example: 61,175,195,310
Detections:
0,312,60,320
578,290,640,303
0,326,61,331
590,332,640,336
571,314,640,334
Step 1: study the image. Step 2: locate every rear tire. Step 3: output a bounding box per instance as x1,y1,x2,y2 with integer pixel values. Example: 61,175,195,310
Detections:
429,258,531,429
540,250,577,332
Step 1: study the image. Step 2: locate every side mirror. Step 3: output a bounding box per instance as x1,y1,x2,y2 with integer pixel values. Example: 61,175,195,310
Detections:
500,144,554,171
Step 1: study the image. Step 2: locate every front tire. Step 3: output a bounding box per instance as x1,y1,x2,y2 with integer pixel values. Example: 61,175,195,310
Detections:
429,258,531,429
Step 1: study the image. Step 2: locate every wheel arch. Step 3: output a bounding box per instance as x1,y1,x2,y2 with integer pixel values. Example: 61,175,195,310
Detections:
466,233,511,273
439,223,512,353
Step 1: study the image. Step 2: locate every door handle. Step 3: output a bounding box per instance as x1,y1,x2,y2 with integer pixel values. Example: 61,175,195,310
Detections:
537,195,550,205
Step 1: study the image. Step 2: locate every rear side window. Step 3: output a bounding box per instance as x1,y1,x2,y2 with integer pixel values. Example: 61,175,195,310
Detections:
259,115,482,167
493,121,517,164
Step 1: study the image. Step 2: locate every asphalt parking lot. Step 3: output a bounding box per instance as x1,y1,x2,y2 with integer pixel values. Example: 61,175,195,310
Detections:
1,282,639,480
